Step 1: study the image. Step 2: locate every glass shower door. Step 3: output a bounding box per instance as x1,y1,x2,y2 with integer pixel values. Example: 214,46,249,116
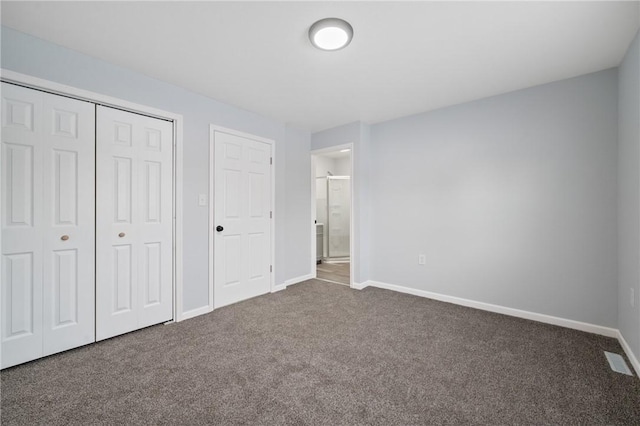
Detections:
327,176,350,259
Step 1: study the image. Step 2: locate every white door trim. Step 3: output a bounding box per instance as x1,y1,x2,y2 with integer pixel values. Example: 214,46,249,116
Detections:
310,155,317,279
209,125,276,309
0,69,187,323
310,143,355,288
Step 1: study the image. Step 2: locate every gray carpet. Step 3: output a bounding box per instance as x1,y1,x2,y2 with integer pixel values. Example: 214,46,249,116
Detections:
2,280,639,425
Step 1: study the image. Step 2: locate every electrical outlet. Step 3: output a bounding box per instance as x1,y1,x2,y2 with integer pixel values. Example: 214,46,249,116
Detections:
418,254,426,265
198,194,207,206
631,287,635,308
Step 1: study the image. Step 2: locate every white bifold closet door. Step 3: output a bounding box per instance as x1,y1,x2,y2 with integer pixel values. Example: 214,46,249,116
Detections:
1,83,95,369
96,106,173,341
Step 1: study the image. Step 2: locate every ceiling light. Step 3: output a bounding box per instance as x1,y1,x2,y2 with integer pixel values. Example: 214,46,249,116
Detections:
340,149,351,153
309,18,353,51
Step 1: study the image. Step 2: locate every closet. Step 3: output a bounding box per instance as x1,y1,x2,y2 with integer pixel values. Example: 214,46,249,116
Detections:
1,83,174,369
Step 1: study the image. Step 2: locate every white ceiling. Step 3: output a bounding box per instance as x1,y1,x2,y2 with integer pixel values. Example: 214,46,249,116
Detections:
2,1,639,132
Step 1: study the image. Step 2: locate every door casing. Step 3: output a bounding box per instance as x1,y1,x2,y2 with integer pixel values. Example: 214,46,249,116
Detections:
310,143,355,288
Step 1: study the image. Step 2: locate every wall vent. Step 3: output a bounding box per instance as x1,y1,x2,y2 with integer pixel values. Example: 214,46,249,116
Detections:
604,352,633,376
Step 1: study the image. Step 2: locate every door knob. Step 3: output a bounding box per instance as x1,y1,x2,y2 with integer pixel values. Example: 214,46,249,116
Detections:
61,235,69,241
118,232,125,238
216,226,224,232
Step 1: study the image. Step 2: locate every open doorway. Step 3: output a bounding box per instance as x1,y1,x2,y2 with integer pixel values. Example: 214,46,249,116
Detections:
311,146,352,286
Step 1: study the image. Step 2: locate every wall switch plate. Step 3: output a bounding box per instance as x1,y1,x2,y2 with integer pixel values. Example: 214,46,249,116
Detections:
418,254,426,265
631,287,635,308
198,194,207,206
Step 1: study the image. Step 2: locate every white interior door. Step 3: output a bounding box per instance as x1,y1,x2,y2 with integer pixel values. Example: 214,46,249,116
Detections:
1,83,95,368
213,130,272,308
96,106,173,341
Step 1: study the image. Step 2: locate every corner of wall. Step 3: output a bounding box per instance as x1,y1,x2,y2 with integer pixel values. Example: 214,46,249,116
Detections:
617,28,640,369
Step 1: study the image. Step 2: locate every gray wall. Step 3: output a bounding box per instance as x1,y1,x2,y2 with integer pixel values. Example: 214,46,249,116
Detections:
1,26,311,313
618,30,640,359
284,126,312,281
311,122,362,152
369,69,619,327
312,122,371,284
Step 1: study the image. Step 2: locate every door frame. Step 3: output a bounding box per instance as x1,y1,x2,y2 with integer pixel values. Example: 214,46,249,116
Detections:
0,69,187,323
310,143,355,288
209,125,276,309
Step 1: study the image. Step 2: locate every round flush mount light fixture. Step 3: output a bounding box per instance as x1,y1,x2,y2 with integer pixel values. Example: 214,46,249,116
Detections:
309,18,354,51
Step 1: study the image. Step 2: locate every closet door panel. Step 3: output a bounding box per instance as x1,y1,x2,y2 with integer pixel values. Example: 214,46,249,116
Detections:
96,106,173,341
137,117,173,328
1,83,96,369
42,94,95,356
1,84,44,368
96,107,139,340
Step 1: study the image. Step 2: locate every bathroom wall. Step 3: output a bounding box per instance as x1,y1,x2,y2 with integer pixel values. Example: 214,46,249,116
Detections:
334,156,352,176
314,153,352,259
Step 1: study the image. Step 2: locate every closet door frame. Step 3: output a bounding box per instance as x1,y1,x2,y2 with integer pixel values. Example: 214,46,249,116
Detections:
0,69,189,338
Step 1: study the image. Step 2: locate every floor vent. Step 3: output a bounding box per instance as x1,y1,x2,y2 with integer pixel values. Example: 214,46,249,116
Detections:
604,352,633,376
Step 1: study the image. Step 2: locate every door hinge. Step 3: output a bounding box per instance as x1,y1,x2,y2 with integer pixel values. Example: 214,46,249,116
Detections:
270,157,273,165
270,265,273,273
270,211,273,219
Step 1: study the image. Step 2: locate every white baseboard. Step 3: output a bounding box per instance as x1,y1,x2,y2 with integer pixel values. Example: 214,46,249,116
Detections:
283,273,315,288
617,331,640,377
271,284,287,293
351,281,370,290
365,280,618,338
179,305,213,321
